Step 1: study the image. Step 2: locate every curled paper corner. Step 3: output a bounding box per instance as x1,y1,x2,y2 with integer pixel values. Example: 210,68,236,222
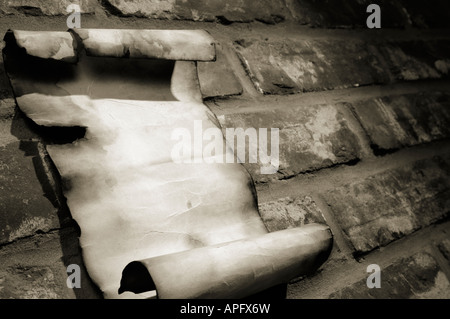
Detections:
119,224,333,299
3,29,78,63
3,28,333,299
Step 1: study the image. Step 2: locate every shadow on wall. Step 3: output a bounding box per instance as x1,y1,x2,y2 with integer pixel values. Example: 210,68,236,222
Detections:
9,107,103,299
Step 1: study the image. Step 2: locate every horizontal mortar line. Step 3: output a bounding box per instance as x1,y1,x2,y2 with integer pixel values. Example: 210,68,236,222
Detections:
0,225,76,249
255,138,450,203
286,220,450,299
210,79,450,115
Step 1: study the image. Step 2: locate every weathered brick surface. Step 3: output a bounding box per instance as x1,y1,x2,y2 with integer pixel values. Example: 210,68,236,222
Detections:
0,0,100,15
323,156,450,254
0,228,102,299
198,43,243,99
2,0,450,29
0,265,62,298
329,252,450,298
350,92,450,153
234,39,389,95
218,103,361,182
0,141,60,244
379,40,450,81
0,94,75,245
258,196,326,232
235,39,450,95
104,0,291,24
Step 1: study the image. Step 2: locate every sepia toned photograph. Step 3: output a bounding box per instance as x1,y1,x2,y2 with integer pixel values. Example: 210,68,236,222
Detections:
0,0,449,311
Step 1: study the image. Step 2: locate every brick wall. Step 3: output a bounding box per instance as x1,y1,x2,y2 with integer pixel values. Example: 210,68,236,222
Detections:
1,0,450,299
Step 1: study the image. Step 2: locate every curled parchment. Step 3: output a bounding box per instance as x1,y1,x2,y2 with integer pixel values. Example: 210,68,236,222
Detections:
3,29,332,299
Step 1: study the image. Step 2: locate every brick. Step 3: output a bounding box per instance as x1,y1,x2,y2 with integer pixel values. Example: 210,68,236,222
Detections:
287,0,406,28
350,92,450,153
323,156,450,254
197,43,242,99
329,252,450,298
235,38,450,95
0,265,62,298
0,0,101,15
0,228,102,299
218,103,360,182
379,40,450,81
0,141,60,244
234,39,389,95
258,196,326,232
104,0,291,24
438,239,450,262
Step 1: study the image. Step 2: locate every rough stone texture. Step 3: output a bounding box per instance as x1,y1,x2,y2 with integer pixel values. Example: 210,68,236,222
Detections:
198,43,243,99
0,228,102,299
258,196,326,232
379,40,450,81
323,156,450,254
104,0,291,24
0,100,75,244
234,39,389,95
0,0,100,15
218,103,360,182
329,252,450,298
350,91,450,153
235,38,450,95
0,141,60,244
102,0,450,28
1,0,449,28
0,265,61,298
438,239,450,262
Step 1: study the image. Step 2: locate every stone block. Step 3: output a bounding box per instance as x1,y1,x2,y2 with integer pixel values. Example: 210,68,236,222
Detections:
323,156,450,253
329,252,450,298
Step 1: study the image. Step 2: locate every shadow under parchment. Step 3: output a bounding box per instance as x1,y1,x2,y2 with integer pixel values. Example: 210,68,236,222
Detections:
3,31,177,101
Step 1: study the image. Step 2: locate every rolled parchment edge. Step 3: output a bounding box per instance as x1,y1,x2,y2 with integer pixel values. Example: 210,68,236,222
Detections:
71,28,216,61
119,223,333,299
3,29,216,62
